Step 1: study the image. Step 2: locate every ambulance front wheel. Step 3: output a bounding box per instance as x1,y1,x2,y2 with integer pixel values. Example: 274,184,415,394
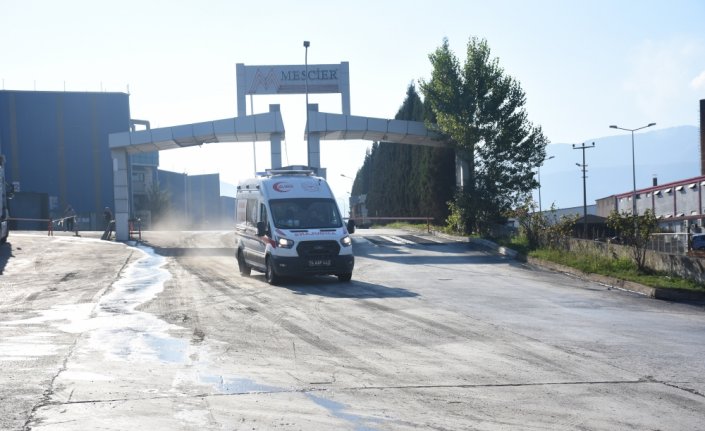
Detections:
237,249,251,276
265,256,280,285
337,273,352,282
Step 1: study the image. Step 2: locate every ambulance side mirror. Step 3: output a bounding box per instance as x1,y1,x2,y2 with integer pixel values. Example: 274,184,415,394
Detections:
256,221,266,237
346,219,356,234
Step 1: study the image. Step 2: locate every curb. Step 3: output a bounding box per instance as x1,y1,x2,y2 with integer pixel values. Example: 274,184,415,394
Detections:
525,256,705,303
425,229,705,304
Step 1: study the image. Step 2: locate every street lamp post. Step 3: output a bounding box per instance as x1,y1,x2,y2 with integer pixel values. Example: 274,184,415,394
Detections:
340,174,354,219
609,123,656,217
538,155,555,213
303,41,311,168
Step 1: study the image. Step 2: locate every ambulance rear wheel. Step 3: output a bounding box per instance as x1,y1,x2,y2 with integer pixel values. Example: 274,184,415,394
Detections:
237,250,251,276
265,257,280,285
337,273,352,282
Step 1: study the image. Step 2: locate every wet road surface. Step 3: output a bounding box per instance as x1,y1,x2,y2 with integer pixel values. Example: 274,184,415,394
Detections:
1,230,704,430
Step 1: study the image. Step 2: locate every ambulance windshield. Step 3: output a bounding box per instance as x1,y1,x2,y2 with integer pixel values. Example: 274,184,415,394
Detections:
270,198,342,229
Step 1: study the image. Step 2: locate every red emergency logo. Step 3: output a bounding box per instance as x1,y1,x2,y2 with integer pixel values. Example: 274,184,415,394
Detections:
272,182,293,192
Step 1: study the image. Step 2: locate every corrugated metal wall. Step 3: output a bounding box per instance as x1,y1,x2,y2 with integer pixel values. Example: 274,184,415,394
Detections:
187,173,221,228
0,90,130,223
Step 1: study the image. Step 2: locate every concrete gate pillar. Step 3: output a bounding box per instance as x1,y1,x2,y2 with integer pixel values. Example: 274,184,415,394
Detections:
111,149,130,241
269,104,282,169
307,103,320,170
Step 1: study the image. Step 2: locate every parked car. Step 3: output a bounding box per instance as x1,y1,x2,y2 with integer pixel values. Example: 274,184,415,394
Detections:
692,234,705,251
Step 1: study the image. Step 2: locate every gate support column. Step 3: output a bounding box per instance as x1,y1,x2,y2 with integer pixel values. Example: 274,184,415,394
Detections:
111,149,130,241
269,104,282,169
307,103,320,170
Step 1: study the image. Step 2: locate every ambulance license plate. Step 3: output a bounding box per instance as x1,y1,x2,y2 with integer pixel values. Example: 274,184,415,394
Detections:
308,259,331,267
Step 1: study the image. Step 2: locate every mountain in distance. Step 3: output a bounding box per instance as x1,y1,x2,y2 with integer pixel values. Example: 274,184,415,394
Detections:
536,125,700,210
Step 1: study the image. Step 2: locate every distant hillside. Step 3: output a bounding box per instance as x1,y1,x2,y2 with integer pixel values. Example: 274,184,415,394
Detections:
536,126,700,209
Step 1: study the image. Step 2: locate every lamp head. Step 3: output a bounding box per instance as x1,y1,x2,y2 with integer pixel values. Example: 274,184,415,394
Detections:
648,122,656,127
303,41,310,48
609,125,618,129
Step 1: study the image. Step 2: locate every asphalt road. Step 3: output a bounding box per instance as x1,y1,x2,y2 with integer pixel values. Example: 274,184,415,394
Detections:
1,229,704,430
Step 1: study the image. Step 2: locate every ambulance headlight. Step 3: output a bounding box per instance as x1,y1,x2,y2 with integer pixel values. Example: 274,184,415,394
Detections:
277,237,294,248
340,235,352,247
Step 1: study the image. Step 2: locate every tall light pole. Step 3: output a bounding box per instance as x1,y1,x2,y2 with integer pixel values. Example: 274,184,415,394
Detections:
340,174,354,219
573,142,595,238
538,155,555,213
609,123,656,217
303,41,311,168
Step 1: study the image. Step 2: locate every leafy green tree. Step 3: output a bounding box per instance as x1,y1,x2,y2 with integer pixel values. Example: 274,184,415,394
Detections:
352,84,454,223
606,210,659,272
420,37,548,235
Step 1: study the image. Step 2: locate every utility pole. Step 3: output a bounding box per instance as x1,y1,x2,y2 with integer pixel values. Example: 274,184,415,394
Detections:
573,142,595,238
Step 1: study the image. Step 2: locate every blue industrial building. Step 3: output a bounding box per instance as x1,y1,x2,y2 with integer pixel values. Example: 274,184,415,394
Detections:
0,89,230,231
0,90,136,229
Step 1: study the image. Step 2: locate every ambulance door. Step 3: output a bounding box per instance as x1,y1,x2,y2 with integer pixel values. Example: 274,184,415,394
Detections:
250,201,269,268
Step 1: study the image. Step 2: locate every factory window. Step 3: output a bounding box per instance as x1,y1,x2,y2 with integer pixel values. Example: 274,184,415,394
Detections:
689,183,697,189
654,190,662,196
664,188,672,194
675,185,684,191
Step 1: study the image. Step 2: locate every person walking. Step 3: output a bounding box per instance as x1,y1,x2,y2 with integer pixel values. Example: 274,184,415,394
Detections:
102,207,114,240
64,204,77,234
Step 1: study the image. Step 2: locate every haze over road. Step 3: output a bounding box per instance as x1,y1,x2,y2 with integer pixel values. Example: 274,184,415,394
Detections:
1,230,704,430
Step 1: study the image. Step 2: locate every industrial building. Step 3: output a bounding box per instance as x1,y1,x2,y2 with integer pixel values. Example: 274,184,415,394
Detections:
596,100,705,233
0,90,230,231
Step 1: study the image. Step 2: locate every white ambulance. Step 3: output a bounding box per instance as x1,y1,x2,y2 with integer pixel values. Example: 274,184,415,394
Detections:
234,168,355,285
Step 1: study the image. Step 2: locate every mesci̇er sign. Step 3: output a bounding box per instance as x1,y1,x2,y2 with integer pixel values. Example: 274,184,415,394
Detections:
236,62,350,116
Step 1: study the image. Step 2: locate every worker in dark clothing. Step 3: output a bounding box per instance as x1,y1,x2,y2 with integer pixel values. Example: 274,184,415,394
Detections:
102,207,114,240
64,204,76,233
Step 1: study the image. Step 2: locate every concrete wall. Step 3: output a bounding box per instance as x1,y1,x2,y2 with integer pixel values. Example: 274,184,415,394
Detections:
565,238,705,285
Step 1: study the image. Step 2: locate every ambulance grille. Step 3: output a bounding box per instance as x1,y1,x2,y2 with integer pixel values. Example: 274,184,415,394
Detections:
297,241,340,257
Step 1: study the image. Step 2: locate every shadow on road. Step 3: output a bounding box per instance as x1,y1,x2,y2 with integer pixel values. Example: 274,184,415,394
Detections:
279,276,419,299
0,242,12,274
355,240,512,266
147,246,234,257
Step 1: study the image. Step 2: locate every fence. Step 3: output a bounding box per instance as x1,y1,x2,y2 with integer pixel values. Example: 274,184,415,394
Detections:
647,233,689,255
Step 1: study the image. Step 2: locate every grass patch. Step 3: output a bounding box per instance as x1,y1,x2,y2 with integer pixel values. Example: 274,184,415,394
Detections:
493,235,531,256
529,248,705,291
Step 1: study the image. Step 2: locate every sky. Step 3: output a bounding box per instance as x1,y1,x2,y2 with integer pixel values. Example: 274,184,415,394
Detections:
3,0,705,213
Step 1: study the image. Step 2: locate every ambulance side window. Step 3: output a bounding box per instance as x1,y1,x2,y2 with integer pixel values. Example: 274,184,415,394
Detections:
259,203,269,234
236,199,247,224
246,199,259,228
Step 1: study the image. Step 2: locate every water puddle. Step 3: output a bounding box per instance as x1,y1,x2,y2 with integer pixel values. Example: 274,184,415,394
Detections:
0,243,187,363
3,240,388,428
305,393,383,431
199,374,283,394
